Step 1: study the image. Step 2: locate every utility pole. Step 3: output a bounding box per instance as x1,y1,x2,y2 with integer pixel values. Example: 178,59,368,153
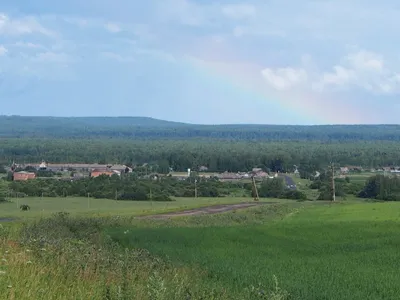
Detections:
87,193,90,209
331,162,336,202
251,176,259,201
194,179,198,198
150,188,153,209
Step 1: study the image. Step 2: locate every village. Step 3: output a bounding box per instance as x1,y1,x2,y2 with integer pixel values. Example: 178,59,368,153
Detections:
8,161,277,181
7,160,400,182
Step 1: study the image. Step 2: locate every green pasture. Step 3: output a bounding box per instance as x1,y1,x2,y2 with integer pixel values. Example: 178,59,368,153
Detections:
110,201,400,300
0,196,268,220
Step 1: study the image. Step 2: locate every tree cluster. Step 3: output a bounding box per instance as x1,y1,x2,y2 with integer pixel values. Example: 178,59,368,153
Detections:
258,178,307,200
358,175,400,201
7,174,248,200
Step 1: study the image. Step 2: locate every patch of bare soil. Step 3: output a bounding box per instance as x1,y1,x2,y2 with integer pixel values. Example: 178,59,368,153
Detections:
139,202,276,219
0,217,17,222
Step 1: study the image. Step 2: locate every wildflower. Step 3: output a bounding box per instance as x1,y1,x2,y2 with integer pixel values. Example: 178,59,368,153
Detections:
1,258,7,262
7,285,12,288
0,270,6,275
26,260,32,264
5,251,8,254
40,248,46,251
26,249,31,252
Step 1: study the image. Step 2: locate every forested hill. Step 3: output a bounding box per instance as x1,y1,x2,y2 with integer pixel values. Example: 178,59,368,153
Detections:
1,115,400,141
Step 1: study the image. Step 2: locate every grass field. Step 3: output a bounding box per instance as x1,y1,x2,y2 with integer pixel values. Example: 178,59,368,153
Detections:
109,201,400,299
2,188,400,299
0,196,262,220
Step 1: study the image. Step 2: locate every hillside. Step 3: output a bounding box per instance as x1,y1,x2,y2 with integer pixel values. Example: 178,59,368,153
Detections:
1,115,400,141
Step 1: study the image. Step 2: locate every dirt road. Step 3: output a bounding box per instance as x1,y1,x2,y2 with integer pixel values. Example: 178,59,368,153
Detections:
139,202,276,219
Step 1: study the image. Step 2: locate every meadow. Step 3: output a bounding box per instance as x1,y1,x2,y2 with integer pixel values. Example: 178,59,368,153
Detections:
110,201,400,300
2,187,400,299
0,196,257,220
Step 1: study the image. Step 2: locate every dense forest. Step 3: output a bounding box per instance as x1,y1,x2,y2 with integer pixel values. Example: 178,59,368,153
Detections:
1,115,400,141
1,138,400,173
1,116,400,174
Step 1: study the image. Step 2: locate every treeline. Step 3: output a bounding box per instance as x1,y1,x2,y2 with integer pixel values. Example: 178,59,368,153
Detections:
1,139,400,173
6,175,246,200
308,172,364,200
306,172,400,201
1,116,400,141
5,174,309,201
358,175,400,201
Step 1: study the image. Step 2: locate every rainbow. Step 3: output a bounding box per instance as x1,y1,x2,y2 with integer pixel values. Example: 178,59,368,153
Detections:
184,55,374,125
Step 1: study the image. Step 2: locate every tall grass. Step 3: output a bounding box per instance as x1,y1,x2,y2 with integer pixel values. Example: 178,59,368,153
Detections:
110,202,400,300
0,207,291,299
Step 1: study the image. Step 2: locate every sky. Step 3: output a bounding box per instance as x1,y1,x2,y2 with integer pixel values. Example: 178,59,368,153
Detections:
0,0,399,125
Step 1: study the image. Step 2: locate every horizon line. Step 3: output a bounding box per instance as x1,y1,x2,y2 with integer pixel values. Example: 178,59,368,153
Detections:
0,115,399,126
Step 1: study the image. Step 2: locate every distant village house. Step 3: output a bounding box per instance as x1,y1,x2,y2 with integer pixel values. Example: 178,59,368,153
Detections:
13,171,36,181
90,169,120,178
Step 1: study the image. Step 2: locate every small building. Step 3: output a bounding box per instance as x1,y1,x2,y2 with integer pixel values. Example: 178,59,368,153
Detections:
90,169,117,178
218,172,241,180
110,165,132,173
199,166,209,172
39,161,47,170
13,171,36,181
254,171,269,178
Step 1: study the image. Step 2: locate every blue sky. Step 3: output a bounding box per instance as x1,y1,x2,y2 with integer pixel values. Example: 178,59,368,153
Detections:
0,1,399,124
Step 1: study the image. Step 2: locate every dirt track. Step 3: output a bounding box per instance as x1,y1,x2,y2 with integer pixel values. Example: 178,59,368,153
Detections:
0,218,16,222
139,202,276,219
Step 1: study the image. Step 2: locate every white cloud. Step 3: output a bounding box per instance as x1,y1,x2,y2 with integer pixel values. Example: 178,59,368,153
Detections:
104,22,121,33
33,52,72,63
100,52,135,62
0,45,7,55
221,4,256,19
261,67,308,91
14,42,44,49
0,13,54,36
261,49,400,95
319,50,400,94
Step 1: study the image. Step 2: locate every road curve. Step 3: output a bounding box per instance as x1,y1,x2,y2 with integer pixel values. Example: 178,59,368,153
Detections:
138,202,276,219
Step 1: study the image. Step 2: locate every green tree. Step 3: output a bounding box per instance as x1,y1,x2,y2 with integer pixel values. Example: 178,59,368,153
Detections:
258,178,285,198
0,180,9,202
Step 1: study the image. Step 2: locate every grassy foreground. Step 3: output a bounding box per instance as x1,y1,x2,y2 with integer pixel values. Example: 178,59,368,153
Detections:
0,196,258,220
1,200,400,299
110,201,400,299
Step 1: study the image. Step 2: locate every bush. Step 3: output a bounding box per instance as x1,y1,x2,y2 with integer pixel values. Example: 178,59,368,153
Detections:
281,190,307,200
117,191,149,201
152,194,174,202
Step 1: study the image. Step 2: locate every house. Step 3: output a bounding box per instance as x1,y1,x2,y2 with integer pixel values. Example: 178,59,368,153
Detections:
13,171,36,181
218,172,241,180
90,169,118,178
254,171,269,178
22,162,135,174
199,166,209,172
345,166,363,172
340,167,349,174
39,161,47,170
110,165,132,173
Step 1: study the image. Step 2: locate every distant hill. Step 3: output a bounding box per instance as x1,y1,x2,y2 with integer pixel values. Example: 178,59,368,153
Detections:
1,115,400,141
0,115,187,128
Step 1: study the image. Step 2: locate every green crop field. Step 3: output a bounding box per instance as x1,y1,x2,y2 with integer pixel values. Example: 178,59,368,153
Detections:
0,196,262,220
109,201,400,300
